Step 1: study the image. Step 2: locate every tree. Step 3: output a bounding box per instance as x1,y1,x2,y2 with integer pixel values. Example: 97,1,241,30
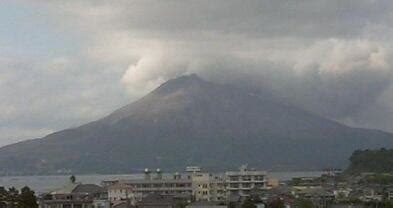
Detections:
70,175,76,184
294,199,314,208
242,198,256,208
0,187,8,201
268,198,285,208
0,187,8,208
7,187,19,208
17,186,38,208
347,149,393,174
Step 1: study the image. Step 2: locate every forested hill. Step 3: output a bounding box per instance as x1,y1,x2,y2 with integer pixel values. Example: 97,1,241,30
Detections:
347,148,393,174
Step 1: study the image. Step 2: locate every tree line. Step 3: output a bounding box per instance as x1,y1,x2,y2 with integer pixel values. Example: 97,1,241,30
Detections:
0,186,38,208
347,148,393,174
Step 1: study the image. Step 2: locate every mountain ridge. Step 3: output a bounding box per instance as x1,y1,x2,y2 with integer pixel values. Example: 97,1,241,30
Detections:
1,74,393,175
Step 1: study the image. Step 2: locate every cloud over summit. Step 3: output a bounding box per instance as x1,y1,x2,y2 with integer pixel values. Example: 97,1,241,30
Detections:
1,0,393,146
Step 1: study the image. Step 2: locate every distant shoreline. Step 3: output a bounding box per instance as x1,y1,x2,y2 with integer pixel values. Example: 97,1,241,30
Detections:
0,168,328,177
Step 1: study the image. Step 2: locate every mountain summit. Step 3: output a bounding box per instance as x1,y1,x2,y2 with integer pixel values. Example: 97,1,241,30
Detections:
1,74,393,174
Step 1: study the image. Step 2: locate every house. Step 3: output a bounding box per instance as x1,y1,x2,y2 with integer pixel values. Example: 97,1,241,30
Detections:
295,188,335,208
39,183,109,208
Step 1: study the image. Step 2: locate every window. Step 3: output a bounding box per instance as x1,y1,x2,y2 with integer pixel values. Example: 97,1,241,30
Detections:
177,183,186,187
229,176,239,181
230,190,239,195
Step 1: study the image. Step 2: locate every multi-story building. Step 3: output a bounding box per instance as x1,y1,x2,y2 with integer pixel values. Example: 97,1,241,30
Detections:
107,183,134,202
225,165,267,197
108,169,193,202
107,166,268,203
191,173,226,202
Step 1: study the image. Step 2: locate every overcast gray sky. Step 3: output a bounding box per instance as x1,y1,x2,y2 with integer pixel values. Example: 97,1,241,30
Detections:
1,0,393,146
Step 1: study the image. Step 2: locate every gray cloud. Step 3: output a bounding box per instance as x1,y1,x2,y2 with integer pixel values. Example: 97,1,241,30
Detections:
38,0,393,38
118,38,393,129
0,56,130,146
1,0,393,146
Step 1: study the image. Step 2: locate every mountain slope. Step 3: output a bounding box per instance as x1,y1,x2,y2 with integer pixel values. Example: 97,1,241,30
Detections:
1,74,393,174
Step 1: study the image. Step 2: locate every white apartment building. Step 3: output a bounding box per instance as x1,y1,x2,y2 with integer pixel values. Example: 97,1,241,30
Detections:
107,183,134,201
191,173,226,202
108,169,193,202
107,166,268,202
225,165,267,197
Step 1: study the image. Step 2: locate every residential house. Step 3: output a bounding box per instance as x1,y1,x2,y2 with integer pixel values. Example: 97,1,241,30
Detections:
39,183,109,208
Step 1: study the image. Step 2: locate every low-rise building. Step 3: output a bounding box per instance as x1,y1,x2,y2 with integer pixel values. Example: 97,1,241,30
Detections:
295,188,335,208
39,183,109,208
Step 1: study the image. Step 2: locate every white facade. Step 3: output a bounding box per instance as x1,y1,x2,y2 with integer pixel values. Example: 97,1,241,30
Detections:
191,173,226,202
107,166,268,202
107,184,134,201
225,165,267,197
108,171,192,202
